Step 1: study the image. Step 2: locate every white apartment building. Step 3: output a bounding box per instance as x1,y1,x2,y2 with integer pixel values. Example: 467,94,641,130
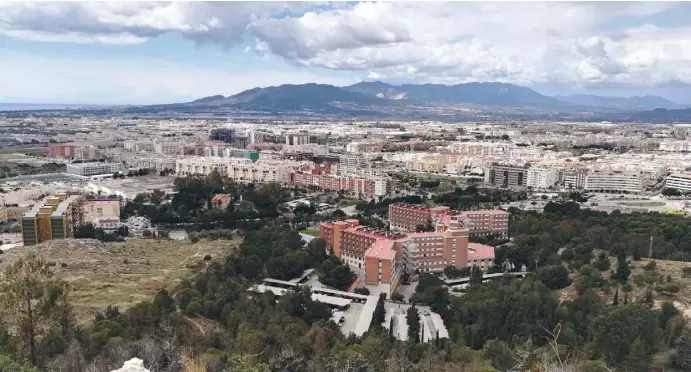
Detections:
660,142,691,152
449,142,508,156
526,167,559,189
66,162,123,176
175,157,227,176
285,133,311,146
176,157,308,184
665,173,691,192
345,141,383,153
585,169,645,193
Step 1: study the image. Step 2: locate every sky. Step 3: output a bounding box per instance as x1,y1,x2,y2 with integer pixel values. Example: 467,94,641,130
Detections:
2,1,691,104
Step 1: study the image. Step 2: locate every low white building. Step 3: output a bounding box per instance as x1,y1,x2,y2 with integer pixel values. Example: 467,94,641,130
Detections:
585,169,645,193
66,162,123,176
665,173,691,192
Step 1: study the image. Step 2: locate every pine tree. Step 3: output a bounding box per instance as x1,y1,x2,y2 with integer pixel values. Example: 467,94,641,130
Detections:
406,304,421,343
613,253,630,282
644,289,654,306
469,265,484,285
612,286,619,306
624,292,629,304
388,316,395,340
371,293,386,328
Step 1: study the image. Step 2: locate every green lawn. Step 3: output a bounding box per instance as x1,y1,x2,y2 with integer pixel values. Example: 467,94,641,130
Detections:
618,201,666,207
300,230,320,237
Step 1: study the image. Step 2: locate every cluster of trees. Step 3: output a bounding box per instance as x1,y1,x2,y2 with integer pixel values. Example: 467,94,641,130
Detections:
74,223,126,242
120,171,287,229
506,201,691,263
111,168,152,179
432,186,528,210
0,162,65,179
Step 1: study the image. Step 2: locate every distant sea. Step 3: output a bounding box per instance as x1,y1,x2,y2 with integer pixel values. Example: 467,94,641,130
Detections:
0,103,104,111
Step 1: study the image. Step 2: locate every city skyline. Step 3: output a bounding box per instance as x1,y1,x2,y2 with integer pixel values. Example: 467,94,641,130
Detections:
2,1,691,104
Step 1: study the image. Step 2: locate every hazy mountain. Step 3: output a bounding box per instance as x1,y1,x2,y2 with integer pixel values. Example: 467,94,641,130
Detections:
554,94,685,110
630,107,691,123
186,83,389,113
343,81,563,107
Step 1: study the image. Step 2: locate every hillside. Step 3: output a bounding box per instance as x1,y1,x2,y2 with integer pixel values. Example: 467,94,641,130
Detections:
554,94,685,110
0,238,238,322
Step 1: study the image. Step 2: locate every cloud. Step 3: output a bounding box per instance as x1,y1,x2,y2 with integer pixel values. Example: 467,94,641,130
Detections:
2,1,691,93
0,50,351,104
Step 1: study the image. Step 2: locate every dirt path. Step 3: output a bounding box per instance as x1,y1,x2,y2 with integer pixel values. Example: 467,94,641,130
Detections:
186,316,206,336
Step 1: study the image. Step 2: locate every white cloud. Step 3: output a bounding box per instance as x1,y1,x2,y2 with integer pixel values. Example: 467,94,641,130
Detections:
1,1,691,94
0,50,351,104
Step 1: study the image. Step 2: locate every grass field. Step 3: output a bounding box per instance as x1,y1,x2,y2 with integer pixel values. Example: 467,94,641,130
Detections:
618,201,666,207
0,237,239,322
300,229,320,237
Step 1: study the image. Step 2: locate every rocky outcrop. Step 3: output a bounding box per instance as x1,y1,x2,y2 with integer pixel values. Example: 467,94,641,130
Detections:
111,358,150,372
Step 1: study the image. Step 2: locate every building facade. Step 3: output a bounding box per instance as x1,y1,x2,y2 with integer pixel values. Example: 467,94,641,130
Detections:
21,194,84,246
526,167,559,189
665,173,691,192
66,162,123,176
585,169,645,193
485,164,528,188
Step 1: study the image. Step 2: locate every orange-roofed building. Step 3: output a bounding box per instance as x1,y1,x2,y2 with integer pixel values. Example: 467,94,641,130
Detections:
210,194,232,209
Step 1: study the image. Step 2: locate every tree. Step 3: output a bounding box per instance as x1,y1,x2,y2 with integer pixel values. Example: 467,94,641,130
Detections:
536,265,571,290
372,294,386,328
612,253,630,282
406,304,421,343
673,330,691,369
0,254,73,366
469,265,484,285
612,286,619,306
354,287,370,295
390,292,405,303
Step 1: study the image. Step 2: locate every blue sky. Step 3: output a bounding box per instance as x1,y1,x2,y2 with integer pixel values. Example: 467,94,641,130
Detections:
1,2,691,104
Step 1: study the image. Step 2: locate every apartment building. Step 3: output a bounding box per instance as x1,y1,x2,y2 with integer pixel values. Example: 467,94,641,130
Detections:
320,215,475,293
346,141,383,153
665,173,691,192
585,169,645,193
49,144,102,161
389,204,510,237
290,172,390,197
660,142,691,152
0,206,7,223
286,133,311,146
389,203,431,231
21,194,84,246
561,169,587,189
66,162,123,176
485,164,528,188
453,210,510,237
526,167,559,189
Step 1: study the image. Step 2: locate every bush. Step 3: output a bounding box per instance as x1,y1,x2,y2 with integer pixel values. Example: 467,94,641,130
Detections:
184,301,203,316
391,292,405,303
189,235,200,244
354,287,370,295
536,265,571,290
203,254,212,261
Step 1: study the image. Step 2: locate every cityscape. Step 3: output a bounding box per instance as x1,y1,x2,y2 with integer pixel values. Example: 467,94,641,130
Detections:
2,1,691,372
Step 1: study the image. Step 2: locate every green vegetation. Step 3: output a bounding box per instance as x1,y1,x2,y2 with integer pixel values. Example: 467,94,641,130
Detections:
0,162,65,179
121,170,287,229
618,201,666,207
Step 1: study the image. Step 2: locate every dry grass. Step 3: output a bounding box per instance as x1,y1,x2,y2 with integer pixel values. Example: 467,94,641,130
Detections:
0,237,239,322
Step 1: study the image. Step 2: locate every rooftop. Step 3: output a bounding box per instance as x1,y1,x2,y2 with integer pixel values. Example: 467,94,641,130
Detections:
468,243,496,261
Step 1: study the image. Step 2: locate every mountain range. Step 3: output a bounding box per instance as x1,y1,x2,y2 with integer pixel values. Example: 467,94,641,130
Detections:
183,81,687,114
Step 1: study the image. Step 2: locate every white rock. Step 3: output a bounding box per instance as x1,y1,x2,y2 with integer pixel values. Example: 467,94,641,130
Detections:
111,358,150,372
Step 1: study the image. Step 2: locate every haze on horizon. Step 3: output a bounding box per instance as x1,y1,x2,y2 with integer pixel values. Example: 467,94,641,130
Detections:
2,1,691,105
